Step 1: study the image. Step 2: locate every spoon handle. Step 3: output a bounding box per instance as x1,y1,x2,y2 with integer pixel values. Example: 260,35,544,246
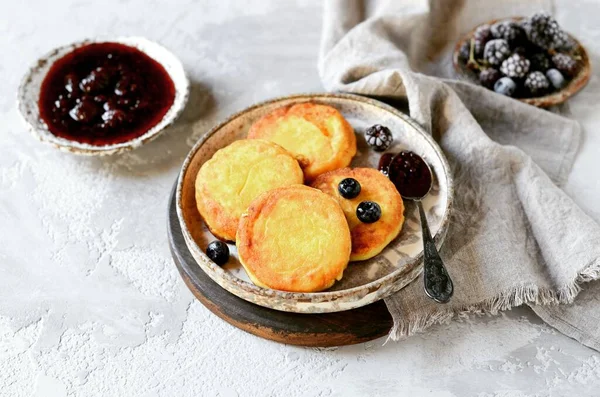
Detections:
417,201,453,303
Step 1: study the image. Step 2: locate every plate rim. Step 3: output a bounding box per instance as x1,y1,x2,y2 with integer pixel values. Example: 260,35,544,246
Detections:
16,36,190,156
175,92,454,312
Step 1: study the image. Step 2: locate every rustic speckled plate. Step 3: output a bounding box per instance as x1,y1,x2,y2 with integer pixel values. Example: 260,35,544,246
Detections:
17,37,190,155
176,93,453,313
452,17,591,108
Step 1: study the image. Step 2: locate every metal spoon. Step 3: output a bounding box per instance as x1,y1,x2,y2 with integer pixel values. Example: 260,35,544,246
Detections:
386,153,453,303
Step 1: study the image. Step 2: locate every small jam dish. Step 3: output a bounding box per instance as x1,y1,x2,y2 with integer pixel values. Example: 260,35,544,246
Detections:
17,37,189,155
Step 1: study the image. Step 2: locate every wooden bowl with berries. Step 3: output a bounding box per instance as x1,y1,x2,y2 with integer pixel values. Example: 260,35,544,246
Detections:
452,12,591,107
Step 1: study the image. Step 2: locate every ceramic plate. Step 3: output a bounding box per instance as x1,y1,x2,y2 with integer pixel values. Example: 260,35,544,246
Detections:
452,17,591,108
176,93,453,313
17,36,189,155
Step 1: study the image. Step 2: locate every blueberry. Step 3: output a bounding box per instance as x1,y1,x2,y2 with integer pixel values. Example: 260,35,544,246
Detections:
338,178,361,199
356,201,381,223
493,77,517,97
546,68,566,90
206,241,229,266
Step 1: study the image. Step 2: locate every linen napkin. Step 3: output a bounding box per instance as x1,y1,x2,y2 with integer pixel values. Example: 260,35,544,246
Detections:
319,0,600,349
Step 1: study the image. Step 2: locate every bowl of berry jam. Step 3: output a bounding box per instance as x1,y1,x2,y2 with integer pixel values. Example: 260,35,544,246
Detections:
453,12,590,107
18,37,189,155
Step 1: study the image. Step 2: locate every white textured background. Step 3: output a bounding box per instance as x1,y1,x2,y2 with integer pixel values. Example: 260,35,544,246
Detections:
2,1,600,396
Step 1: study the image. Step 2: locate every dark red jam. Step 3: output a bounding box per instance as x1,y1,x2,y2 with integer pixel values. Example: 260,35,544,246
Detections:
38,42,176,145
378,151,432,198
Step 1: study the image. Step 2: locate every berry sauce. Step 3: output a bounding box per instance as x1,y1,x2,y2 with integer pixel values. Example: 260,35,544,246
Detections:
378,151,432,198
38,42,176,146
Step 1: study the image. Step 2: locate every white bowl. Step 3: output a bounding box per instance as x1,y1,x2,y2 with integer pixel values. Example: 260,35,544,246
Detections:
17,36,190,155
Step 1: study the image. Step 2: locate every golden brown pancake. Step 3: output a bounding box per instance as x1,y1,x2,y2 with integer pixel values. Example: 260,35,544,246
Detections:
247,103,357,182
195,139,303,242
312,168,404,261
236,185,351,292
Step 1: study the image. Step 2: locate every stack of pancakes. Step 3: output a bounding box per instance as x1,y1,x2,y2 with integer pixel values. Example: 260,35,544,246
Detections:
195,103,404,292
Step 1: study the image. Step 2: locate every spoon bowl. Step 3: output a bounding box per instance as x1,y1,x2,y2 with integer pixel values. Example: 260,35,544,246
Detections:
385,151,454,303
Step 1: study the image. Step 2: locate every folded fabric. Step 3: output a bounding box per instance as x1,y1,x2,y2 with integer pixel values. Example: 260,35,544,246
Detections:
319,0,600,349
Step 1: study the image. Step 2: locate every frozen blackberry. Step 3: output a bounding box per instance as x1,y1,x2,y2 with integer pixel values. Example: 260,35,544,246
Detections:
513,46,527,56
490,21,525,46
556,34,576,52
473,24,492,58
479,68,501,89
484,39,510,66
529,52,551,72
524,71,550,96
494,77,517,97
552,53,578,77
546,68,566,89
500,53,530,79
365,124,393,152
458,41,470,62
525,12,565,50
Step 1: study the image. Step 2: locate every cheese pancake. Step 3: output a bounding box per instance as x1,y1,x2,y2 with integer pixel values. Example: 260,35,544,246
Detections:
195,139,303,241
312,168,404,261
247,103,356,182
237,185,351,292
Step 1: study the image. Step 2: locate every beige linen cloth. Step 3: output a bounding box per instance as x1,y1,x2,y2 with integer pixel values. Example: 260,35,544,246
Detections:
319,0,600,349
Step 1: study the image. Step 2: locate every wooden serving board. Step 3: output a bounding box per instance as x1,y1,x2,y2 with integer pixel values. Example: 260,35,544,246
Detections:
167,186,393,347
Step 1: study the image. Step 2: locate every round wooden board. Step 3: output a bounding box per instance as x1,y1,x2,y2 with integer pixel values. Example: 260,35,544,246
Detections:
167,185,394,347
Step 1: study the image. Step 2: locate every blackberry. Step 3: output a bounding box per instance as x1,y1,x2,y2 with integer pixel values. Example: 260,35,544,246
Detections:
494,77,517,97
520,19,531,37
552,53,578,77
458,41,470,62
473,24,492,58
356,201,382,224
556,34,576,52
546,68,566,89
479,68,501,89
365,124,393,152
483,39,510,66
513,46,527,56
525,12,565,50
338,178,361,199
524,71,550,96
500,53,530,78
206,241,229,266
490,21,525,46
529,52,551,72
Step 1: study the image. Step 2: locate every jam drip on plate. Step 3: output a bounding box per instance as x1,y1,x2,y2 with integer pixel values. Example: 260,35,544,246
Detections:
378,151,432,198
38,42,176,146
